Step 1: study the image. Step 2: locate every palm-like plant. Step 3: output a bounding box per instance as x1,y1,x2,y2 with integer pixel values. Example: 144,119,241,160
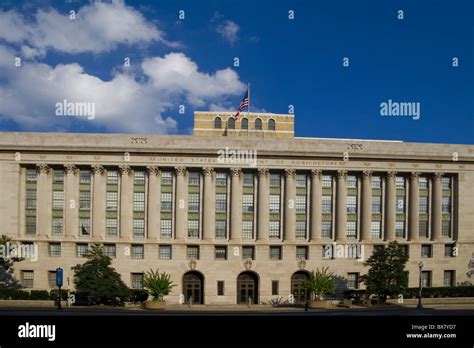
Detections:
302,267,335,301
142,269,176,302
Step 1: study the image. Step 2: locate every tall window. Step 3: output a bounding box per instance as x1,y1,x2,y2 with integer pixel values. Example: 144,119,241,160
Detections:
104,244,116,258
444,244,455,257
268,118,275,131
347,273,359,289
442,177,451,189
79,170,91,184
242,246,255,260
134,171,145,185
79,191,91,210
188,193,200,212
371,221,381,239
269,246,282,260
419,196,428,213
396,196,405,213
372,176,381,188
322,175,332,188
215,246,227,260
270,173,280,187
215,220,226,239
160,219,172,238
295,221,306,239
26,169,37,182
322,195,332,213
26,190,36,209
133,219,145,237
241,118,248,130
255,118,262,130
77,244,89,257
419,220,428,238
216,172,227,187
159,245,172,260
443,271,455,286
131,245,144,259
243,194,254,212
421,245,432,258
243,173,254,187
48,271,57,288
395,221,405,238
296,246,308,260
106,218,118,237
421,271,431,287
372,196,381,213
347,175,357,188
79,218,90,235
296,174,306,188
347,221,356,239
269,195,280,213
107,170,118,184
161,193,172,212
442,220,451,237
161,171,173,185
26,216,36,235
188,220,199,238
295,195,306,213
419,177,428,189
216,194,227,212
269,220,280,239
52,218,63,236
227,117,235,129
395,176,405,189
49,243,61,257
214,117,222,129
346,196,357,213
106,191,118,211
442,197,451,213
133,192,145,212
188,172,200,186
242,220,253,239
131,273,143,289
187,246,199,260
321,221,332,238
53,170,64,183
21,271,34,288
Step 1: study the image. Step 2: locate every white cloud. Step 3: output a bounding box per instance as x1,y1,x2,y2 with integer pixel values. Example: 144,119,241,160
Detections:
217,20,240,45
0,47,244,133
142,52,246,106
0,0,178,54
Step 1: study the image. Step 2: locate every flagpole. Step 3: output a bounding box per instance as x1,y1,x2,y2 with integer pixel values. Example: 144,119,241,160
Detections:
247,83,250,118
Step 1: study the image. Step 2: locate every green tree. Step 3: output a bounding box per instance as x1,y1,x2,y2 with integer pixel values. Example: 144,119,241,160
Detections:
0,235,23,288
361,241,409,302
71,244,128,304
142,269,175,301
302,267,335,301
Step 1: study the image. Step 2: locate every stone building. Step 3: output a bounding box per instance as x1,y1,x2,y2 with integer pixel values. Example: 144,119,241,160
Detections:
0,111,473,305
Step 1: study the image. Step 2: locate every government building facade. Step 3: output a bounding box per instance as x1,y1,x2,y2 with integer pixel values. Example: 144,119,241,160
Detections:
0,111,473,305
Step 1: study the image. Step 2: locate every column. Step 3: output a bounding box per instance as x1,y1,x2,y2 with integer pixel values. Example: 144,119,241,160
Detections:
310,169,322,241
146,166,161,240
384,171,396,241
431,172,443,241
335,170,347,242
64,164,79,238
36,163,51,238
202,167,215,240
119,165,133,240
409,172,420,241
361,170,373,241
257,168,269,240
230,168,242,241
174,166,187,240
91,165,106,240
284,168,296,241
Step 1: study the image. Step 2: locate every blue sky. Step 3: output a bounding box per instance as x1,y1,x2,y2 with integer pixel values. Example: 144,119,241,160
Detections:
0,0,472,144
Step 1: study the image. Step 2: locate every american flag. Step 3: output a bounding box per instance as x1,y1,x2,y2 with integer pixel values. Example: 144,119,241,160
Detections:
233,89,249,119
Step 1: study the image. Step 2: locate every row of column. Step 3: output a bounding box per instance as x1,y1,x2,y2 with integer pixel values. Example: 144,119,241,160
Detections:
31,164,447,242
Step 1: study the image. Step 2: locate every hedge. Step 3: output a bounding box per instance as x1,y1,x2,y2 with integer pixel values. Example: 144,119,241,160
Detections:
344,286,474,299
0,288,68,301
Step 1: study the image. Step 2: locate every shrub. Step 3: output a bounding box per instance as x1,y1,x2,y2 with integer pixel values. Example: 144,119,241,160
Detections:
29,290,50,300
127,289,149,303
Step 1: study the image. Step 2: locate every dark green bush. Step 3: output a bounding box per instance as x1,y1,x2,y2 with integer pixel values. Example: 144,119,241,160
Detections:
127,289,148,303
29,290,50,300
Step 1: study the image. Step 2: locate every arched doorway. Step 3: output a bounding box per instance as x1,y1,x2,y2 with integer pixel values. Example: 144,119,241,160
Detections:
237,271,259,304
291,271,309,303
183,271,204,304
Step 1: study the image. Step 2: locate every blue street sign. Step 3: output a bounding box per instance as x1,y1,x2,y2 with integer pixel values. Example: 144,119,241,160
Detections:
56,267,63,287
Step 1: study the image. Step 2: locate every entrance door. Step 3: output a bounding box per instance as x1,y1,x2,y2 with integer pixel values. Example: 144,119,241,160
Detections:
183,272,204,304
237,272,258,304
291,271,309,303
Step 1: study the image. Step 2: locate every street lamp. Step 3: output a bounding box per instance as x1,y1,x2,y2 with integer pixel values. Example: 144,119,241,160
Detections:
417,261,424,309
